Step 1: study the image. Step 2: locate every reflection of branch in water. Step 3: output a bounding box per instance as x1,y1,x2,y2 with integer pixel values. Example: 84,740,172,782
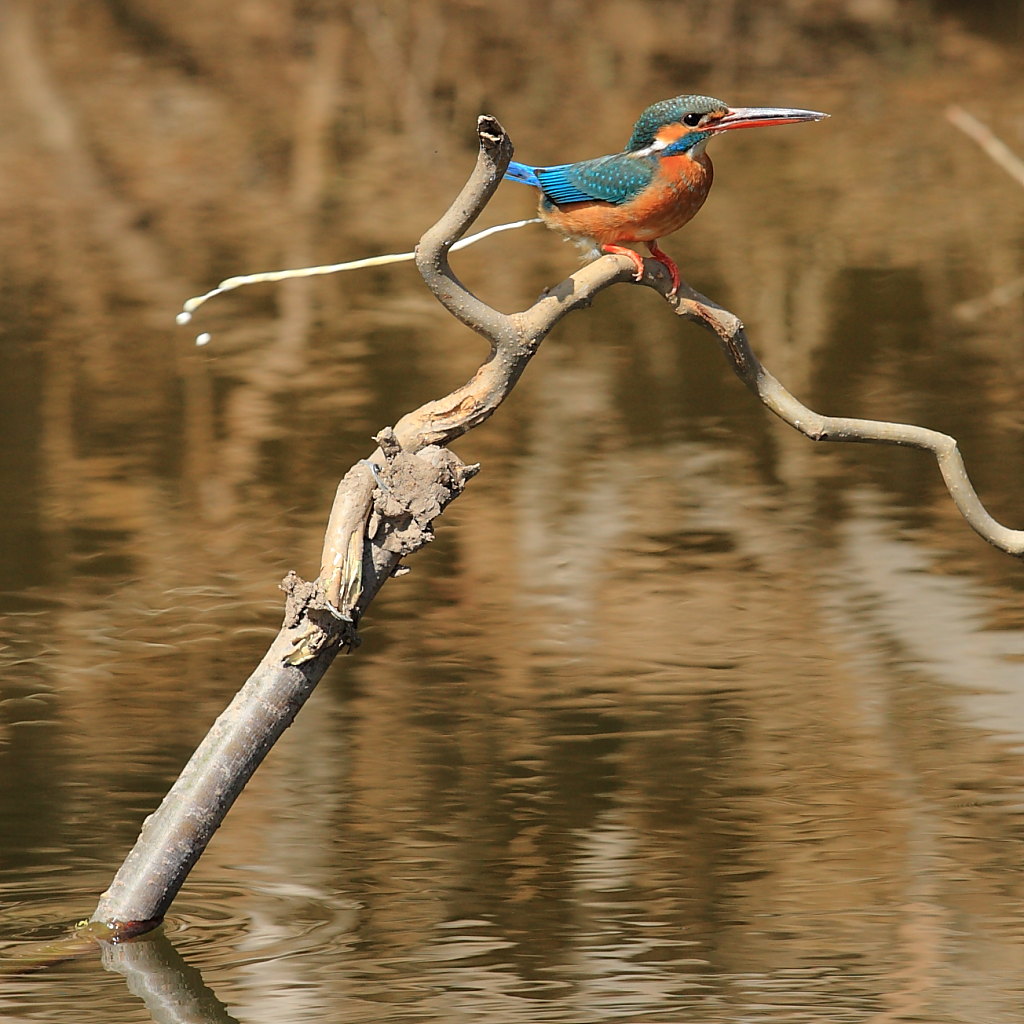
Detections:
946,106,1024,321
0,915,237,1024
92,112,1024,935
101,929,241,1024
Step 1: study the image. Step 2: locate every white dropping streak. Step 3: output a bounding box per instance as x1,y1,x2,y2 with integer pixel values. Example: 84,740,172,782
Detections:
176,218,543,328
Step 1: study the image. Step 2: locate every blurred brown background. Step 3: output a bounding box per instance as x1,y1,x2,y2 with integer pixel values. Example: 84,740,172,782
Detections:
2,2,1024,1022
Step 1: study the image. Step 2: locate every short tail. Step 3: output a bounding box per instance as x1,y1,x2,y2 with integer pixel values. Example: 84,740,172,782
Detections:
504,160,542,189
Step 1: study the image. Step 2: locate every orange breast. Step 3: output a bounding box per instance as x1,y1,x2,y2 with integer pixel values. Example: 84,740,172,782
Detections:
540,153,714,245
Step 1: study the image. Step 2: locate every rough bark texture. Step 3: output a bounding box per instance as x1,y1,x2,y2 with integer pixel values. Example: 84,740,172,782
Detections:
92,112,1024,936
90,116,643,932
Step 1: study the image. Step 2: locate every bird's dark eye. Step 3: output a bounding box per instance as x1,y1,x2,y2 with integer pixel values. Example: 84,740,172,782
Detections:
682,112,702,127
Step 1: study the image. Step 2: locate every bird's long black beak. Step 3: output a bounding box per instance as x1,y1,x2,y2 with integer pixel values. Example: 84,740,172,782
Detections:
714,106,829,132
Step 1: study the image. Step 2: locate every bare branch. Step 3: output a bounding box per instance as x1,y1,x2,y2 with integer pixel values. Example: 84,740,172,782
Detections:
412,114,516,342
670,284,1024,557
91,112,654,933
396,116,648,450
91,110,1024,935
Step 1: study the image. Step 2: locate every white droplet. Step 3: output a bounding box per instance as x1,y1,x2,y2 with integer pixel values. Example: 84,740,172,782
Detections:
195,333,212,347
176,310,192,325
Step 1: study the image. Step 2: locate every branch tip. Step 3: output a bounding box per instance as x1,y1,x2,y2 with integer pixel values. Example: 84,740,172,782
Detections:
476,114,505,148
673,287,1024,557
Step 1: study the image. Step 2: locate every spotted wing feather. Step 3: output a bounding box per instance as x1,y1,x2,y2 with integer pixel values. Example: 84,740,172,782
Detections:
532,154,655,206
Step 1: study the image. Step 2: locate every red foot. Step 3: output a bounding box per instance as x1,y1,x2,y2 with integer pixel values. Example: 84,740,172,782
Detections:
600,244,646,282
646,242,680,296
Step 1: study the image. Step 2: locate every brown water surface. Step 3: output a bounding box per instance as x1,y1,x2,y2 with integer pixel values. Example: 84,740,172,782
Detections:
2,2,1024,1022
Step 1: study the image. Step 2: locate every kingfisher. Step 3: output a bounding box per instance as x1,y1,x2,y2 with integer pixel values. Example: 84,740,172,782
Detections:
504,94,828,294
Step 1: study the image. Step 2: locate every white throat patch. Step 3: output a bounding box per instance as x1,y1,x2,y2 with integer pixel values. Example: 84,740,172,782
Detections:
631,138,669,158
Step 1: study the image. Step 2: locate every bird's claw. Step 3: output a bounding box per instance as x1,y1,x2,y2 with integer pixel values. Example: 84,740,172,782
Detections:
601,244,647,283
646,242,681,296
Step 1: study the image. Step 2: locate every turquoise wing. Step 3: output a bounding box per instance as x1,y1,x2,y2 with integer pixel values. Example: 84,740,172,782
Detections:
534,154,654,206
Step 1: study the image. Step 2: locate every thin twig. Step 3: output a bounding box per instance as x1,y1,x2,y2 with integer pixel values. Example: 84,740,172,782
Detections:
671,286,1024,557
947,105,1024,189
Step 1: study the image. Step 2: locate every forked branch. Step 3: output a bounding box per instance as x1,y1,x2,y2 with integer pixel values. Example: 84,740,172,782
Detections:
91,109,1023,939
89,115,644,934
412,117,1024,559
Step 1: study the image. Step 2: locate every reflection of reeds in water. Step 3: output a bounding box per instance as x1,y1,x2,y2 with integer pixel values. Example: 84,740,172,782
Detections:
2,2,1022,686
3,1,1022,366
4,7,1024,1011
1,4,1020,609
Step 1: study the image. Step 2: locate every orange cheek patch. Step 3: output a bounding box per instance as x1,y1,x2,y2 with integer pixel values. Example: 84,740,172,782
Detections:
655,124,690,147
